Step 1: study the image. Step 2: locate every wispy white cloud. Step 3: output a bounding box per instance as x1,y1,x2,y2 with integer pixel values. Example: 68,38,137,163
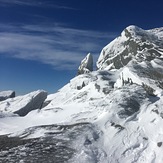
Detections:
0,0,76,10
0,24,117,70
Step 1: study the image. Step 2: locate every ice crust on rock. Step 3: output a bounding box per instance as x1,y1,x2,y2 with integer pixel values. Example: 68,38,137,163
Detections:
0,90,15,101
97,25,163,70
78,53,93,75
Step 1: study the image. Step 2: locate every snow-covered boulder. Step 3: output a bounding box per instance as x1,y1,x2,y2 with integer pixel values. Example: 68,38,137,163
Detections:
0,90,47,116
78,53,93,75
0,90,15,101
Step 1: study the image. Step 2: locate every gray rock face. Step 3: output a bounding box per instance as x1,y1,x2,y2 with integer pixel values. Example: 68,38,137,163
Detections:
97,25,163,70
78,53,93,75
0,90,47,116
14,91,47,116
0,90,15,101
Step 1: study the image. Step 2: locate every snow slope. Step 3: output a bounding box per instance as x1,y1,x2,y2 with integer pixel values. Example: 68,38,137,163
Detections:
0,25,163,163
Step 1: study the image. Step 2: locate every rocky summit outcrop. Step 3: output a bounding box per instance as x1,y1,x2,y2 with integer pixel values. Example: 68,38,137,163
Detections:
78,53,93,75
0,90,15,101
96,25,163,94
0,90,47,116
97,25,163,70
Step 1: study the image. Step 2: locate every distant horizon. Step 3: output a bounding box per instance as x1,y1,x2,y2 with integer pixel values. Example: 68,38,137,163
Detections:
0,0,163,95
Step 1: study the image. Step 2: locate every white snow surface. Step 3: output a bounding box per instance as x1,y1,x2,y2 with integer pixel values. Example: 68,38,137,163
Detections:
0,25,163,163
0,90,14,97
0,67,163,162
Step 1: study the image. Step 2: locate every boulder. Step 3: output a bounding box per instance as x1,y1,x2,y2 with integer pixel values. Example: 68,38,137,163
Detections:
78,53,93,75
0,90,47,116
0,90,15,101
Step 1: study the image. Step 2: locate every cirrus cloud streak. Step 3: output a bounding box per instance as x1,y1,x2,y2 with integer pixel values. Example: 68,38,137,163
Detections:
0,24,117,70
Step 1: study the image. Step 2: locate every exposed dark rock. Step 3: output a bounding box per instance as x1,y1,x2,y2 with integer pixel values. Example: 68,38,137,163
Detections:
114,124,125,130
111,122,125,131
142,83,156,96
118,98,140,118
14,91,47,116
102,87,110,94
77,82,86,90
0,90,47,116
143,137,148,140
95,83,100,92
160,112,163,119
0,91,15,101
152,109,159,115
157,142,162,147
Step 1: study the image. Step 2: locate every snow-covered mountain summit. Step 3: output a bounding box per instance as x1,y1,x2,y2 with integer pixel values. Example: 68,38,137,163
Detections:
0,25,163,163
97,25,163,70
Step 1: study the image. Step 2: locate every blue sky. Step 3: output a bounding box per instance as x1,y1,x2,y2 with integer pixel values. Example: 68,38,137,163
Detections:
0,0,162,95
